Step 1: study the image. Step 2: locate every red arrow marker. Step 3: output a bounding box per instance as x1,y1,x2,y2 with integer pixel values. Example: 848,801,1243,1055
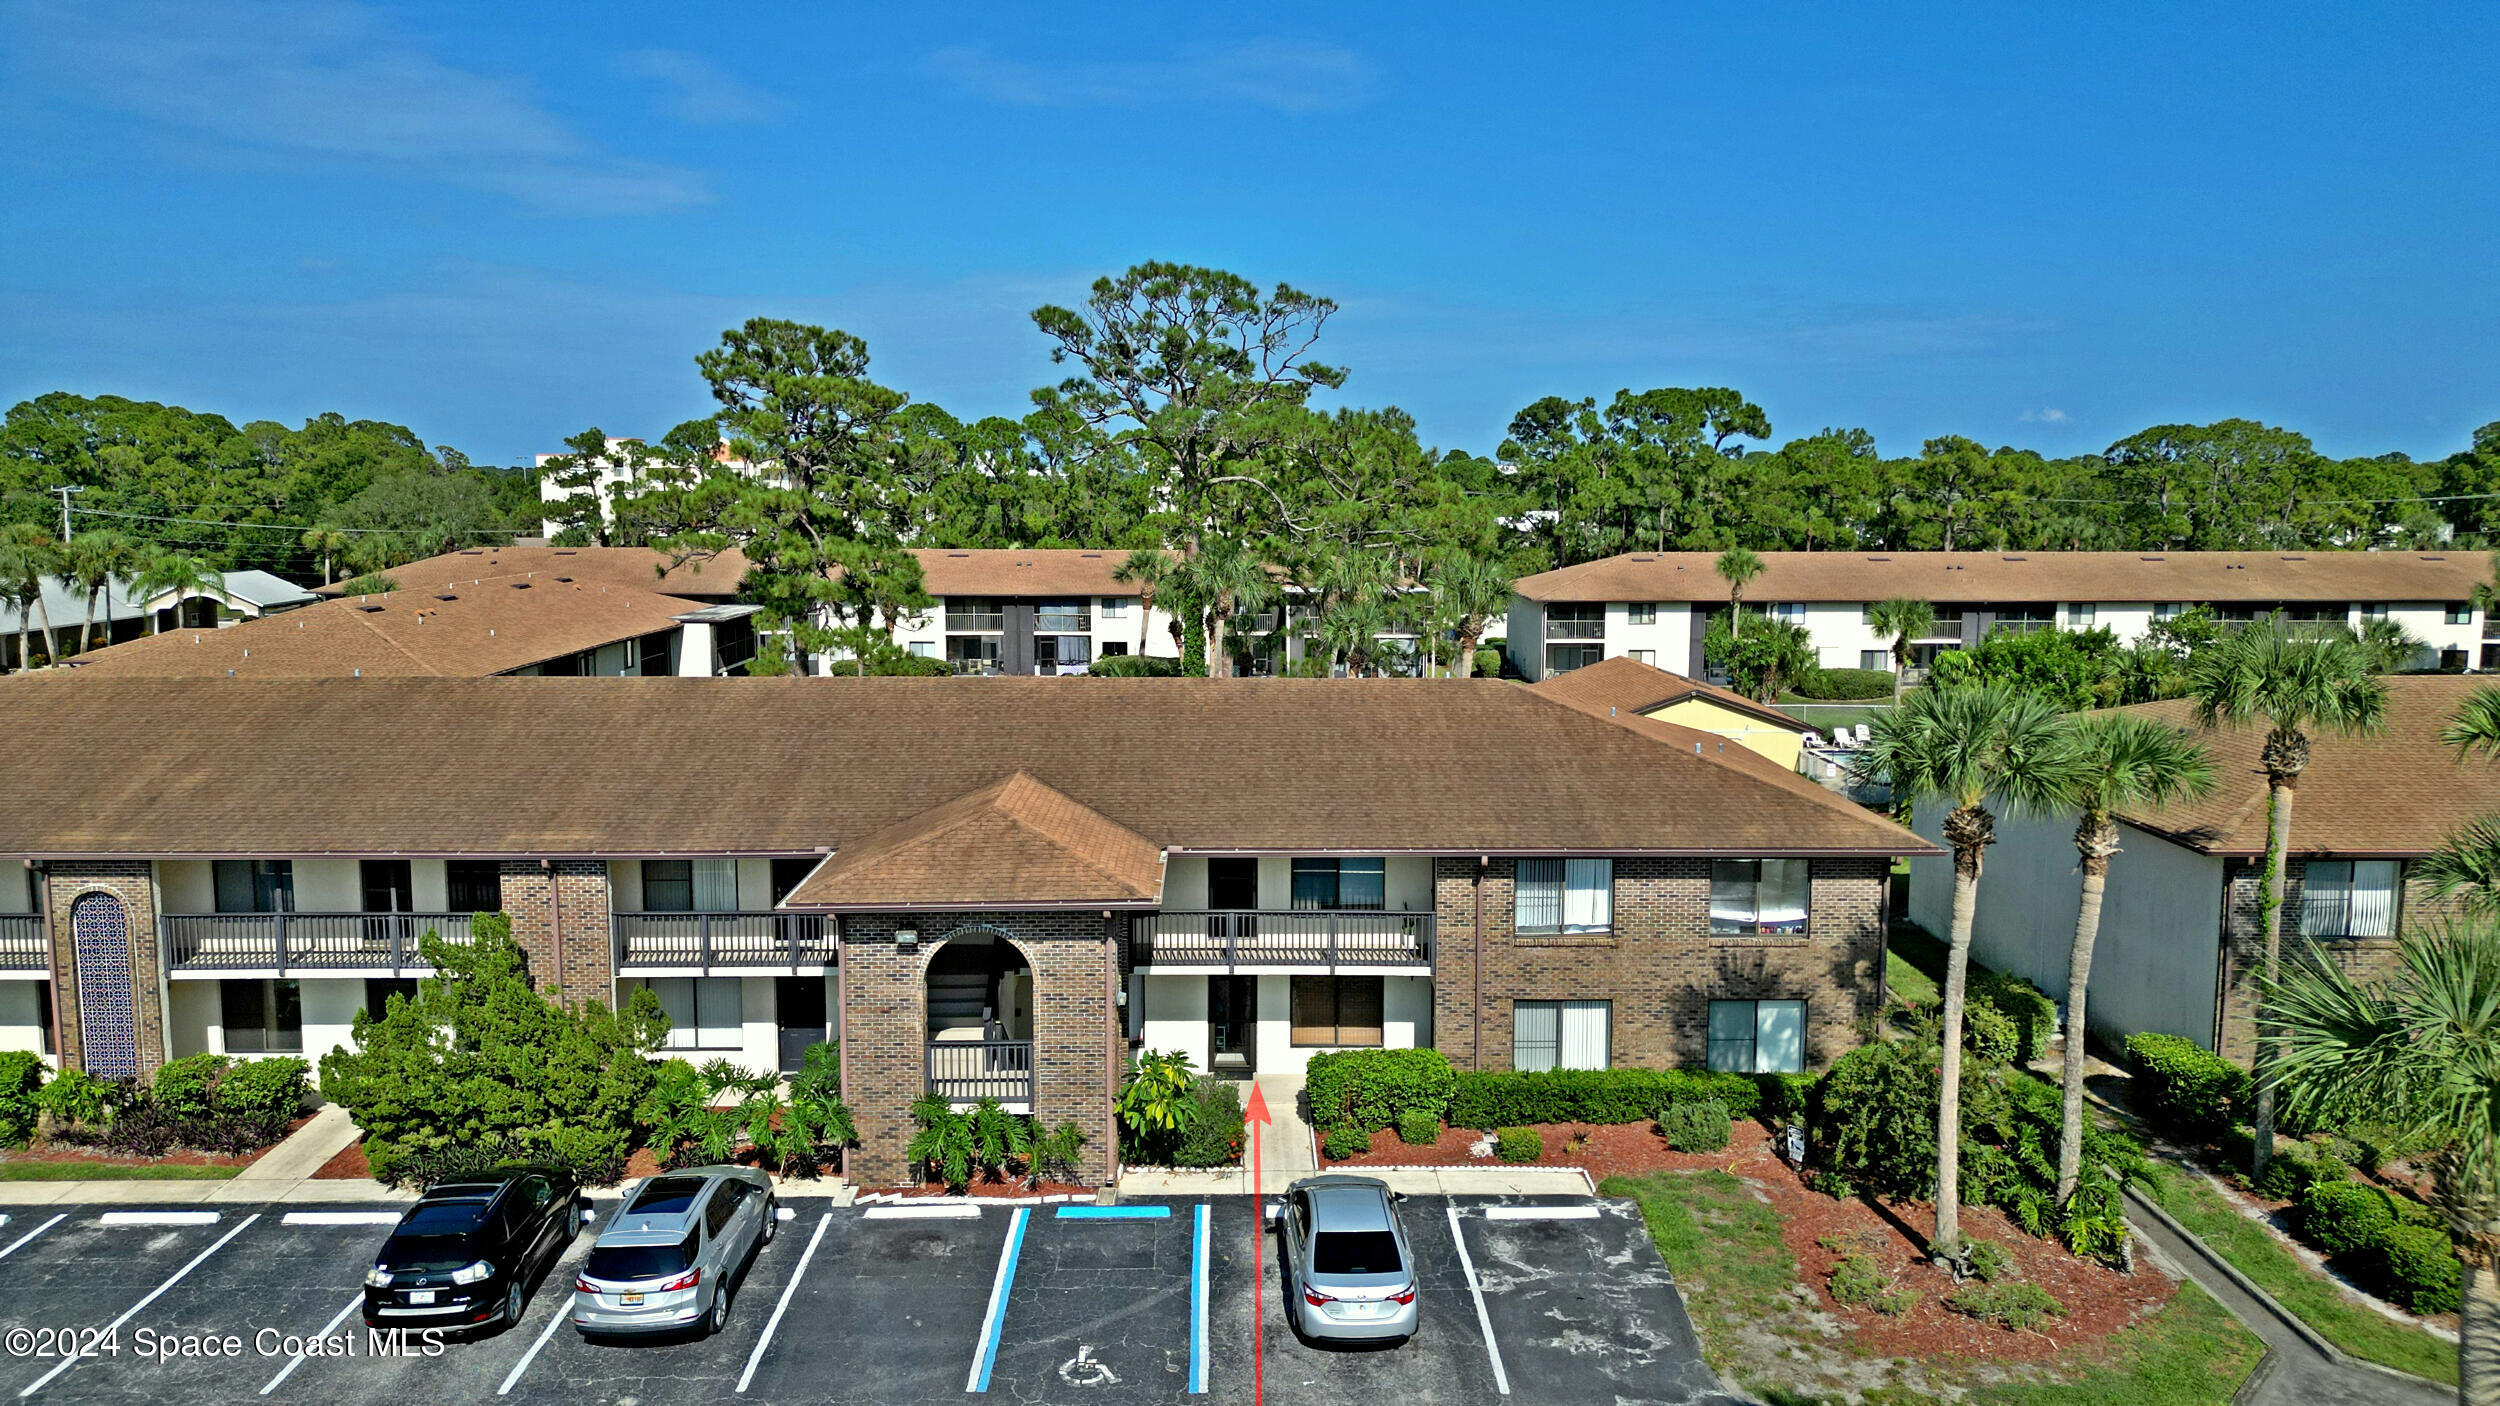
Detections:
1244,1083,1272,1406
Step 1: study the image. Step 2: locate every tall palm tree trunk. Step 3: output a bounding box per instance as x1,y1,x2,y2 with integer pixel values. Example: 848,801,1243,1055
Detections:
2464,1249,2498,1406
2059,814,2118,1202
1936,803,1994,1254
2251,741,2304,1177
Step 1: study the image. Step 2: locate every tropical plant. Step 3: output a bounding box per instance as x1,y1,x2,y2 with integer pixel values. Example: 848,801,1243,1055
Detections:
300,526,352,585
128,549,223,631
1110,548,1175,658
1115,1049,1202,1158
2054,713,2215,1202
2423,817,2500,918
1702,613,1816,702
1864,597,1936,702
2185,619,2385,1175
1426,551,1514,677
1852,684,2079,1258
2265,921,2500,1400
2348,615,2427,674
1715,546,1763,637
60,529,139,656
0,523,59,672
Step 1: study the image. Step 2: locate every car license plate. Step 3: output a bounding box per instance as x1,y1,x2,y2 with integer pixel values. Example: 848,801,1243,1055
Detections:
1342,1301,1379,1317
408,1290,436,1305
621,1292,644,1306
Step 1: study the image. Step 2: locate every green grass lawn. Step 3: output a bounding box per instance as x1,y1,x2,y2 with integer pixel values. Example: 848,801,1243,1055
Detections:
0,1161,239,1181
1886,923,1947,1008
2143,1165,2457,1386
1602,1168,2264,1406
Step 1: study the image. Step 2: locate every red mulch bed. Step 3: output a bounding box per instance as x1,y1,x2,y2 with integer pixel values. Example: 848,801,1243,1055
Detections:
313,1138,369,1179
0,1113,315,1172
1332,1119,2174,1360
869,1177,1096,1199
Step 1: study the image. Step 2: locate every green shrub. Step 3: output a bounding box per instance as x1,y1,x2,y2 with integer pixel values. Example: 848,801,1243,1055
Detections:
214,1058,309,1140
1304,1050,1456,1133
1945,1280,2064,1331
1472,648,1503,678
1116,1050,1202,1161
1792,667,1895,701
1446,1067,1759,1130
2124,1033,2250,1140
2374,1224,2462,1315
336,572,398,595
1173,1080,1246,1168
1828,1254,1891,1308
151,1053,228,1123
0,1051,44,1147
1659,1098,1732,1153
2251,1141,2347,1202
397,1129,622,1190
1323,1125,1373,1160
1088,653,1184,677
1971,972,2057,1065
787,1040,840,1105
1396,1109,1441,1146
1965,1239,2013,1284
1755,1072,1819,1130
34,1067,110,1129
865,652,950,676
1495,1127,1542,1163
1813,1039,1940,1200
1963,1000,2018,1065
2300,1179,2396,1257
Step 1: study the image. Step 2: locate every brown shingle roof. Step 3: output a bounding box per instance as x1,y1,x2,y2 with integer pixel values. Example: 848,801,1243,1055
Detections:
333,546,1167,603
912,548,1163,597
2110,675,2500,856
62,579,693,679
784,772,1165,909
1532,655,1810,734
1512,551,2488,605
0,676,1930,860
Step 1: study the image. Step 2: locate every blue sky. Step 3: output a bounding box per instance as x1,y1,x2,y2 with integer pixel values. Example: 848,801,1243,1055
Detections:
1,1,2492,465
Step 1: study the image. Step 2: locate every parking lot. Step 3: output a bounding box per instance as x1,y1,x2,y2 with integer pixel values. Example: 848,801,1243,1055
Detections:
0,1194,1735,1405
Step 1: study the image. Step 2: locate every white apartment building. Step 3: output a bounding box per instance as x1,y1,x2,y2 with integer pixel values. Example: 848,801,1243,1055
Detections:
1506,550,2492,681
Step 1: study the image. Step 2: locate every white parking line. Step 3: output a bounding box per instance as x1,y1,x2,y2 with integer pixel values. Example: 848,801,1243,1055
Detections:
863,1204,980,1220
0,1215,63,1260
736,1211,831,1394
1482,1206,1600,1221
280,1212,402,1226
19,1213,260,1397
97,1211,219,1227
494,1273,578,1397
257,1292,363,1396
1445,1206,1510,1396
965,1205,1030,1393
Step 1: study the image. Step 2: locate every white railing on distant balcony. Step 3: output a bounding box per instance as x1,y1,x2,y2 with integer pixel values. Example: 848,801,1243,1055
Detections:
163,912,480,974
1132,910,1433,969
0,915,44,971
611,912,834,970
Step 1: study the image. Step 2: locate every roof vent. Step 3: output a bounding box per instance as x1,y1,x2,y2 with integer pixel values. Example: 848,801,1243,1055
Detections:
1081,552,1101,558
511,581,531,590
2281,554,2307,561
1866,556,1891,562
356,604,384,614
2002,555,2026,562
948,552,970,558
2140,555,2165,561
2422,554,2447,561
435,593,458,602
554,550,577,556
458,549,485,556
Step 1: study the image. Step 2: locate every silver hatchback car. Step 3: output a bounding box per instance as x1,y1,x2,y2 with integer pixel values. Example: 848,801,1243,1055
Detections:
1280,1175,1419,1343
572,1166,777,1338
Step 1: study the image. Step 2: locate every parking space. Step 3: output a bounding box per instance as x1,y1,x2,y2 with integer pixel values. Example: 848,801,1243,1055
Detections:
0,1192,1729,1404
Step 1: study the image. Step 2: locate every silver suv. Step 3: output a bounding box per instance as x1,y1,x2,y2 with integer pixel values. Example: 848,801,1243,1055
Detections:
1280,1175,1419,1343
572,1166,776,1338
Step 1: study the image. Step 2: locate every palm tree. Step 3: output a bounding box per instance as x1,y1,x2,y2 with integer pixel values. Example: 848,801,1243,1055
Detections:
129,550,224,633
2054,713,2215,1203
1715,547,1763,639
1427,552,1513,679
2348,615,2426,674
1854,684,2079,1257
2444,684,2500,762
2266,921,2499,1403
1111,549,1175,658
301,526,351,586
1865,597,1937,702
0,525,61,674
2185,619,2385,1175
1174,537,1275,679
2422,817,2500,918
61,530,139,657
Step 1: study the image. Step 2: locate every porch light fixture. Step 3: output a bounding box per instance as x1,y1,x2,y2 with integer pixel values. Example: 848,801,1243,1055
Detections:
895,926,919,950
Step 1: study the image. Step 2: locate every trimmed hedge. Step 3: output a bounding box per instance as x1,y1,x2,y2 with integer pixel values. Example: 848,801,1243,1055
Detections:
1304,1049,1456,1133
1088,654,1185,677
1495,1127,1542,1163
1322,1125,1373,1160
1792,667,1895,701
0,1051,44,1147
1447,1068,1760,1130
2249,1139,2348,1202
2301,1179,2397,1257
1971,972,2057,1065
2375,1223,2461,1315
2124,1033,2250,1140
1659,1098,1732,1153
1395,1109,1439,1146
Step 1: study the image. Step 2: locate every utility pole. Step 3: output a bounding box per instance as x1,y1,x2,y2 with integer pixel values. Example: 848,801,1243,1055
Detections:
53,486,83,541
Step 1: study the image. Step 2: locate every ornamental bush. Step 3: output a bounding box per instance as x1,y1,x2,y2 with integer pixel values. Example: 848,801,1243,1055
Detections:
1494,1127,1543,1164
150,1053,227,1123
2300,1179,2396,1257
1755,1072,1820,1131
1304,1049,1456,1133
1971,972,2058,1065
2124,1033,2250,1140
1172,1079,1246,1168
2374,1223,2462,1315
33,1067,110,1130
0,1050,44,1147
1395,1109,1441,1146
1791,667,1895,701
1472,648,1504,678
1322,1125,1373,1161
1087,653,1185,677
1812,1039,1940,1200
1446,1068,1759,1130
1945,1280,2063,1331
1659,1098,1732,1153
2250,1140,2348,1202
1962,1000,2018,1066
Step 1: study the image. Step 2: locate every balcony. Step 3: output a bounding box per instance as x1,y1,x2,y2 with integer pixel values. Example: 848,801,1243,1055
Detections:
945,611,1006,633
1132,910,1434,971
612,912,833,972
164,912,480,976
926,1038,1033,1105
0,914,44,971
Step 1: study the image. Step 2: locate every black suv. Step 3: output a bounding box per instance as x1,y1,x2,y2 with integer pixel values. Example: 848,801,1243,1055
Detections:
363,1168,583,1332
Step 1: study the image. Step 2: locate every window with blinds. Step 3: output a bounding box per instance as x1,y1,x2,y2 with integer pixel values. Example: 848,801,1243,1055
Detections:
1515,858,1612,934
1512,1000,1610,1071
648,977,744,1049
1289,858,1385,910
2299,860,2399,939
1709,859,1811,935
1289,976,1384,1047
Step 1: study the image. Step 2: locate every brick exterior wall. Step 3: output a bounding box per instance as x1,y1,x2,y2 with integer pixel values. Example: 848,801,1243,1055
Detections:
2216,858,2435,1063
497,860,613,1006
1430,855,1887,1073
838,911,1119,1187
42,863,165,1077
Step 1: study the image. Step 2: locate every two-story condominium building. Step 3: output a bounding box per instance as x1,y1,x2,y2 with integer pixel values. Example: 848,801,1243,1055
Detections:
1506,550,2494,681
0,674,1926,1185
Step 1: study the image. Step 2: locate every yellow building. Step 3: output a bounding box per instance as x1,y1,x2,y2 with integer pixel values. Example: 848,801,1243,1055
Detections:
1530,654,1810,769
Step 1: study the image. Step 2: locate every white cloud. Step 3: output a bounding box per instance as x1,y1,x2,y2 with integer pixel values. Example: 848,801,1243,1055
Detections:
616,49,787,126
2,0,710,214
2020,407,2072,423
929,39,1369,114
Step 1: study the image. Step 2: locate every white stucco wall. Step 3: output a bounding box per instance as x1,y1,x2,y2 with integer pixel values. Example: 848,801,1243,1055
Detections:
1908,808,2227,1051
159,861,215,914
168,982,217,1060
0,982,47,1057
1138,974,1212,1071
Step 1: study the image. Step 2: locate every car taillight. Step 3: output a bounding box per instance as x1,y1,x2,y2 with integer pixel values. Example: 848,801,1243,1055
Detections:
657,1268,701,1292
1303,1286,1334,1307
576,1277,598,1293
1390,1286,1416,1305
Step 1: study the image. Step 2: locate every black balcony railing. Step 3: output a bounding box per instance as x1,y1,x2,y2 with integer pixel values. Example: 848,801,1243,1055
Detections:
926,1039,1034,1103
612,912,834,970
164,912,480,974
1132,910,1433,969
0,915,44,971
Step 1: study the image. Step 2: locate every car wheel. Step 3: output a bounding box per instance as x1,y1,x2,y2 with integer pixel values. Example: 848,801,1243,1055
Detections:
760,1197,778,1244
503,1280,525,1327
707,1284,731,1337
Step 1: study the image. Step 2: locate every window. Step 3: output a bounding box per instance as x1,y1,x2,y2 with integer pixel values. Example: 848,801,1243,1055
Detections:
1859,650,1889,671
222,979,302,1053
1710,859,1811,935
907,639,937,658
1036,599,1090,633
1626,603,1657,626
1628,649,1656,665
2153,603,2185,622
363,978,418,1018
642,860,693,912
703,1183,738,1236
2300,860,2400,939
1544,643,1603,674
1290,858,1385,910
1545,604,1605,641
2068,603,2096,628
1708,999,1805,1073
619,639,641,673
2449,602,2474,626
1512,1000,1611,1071
946,635,1003,674
638,633,672,676
945,597,1004,632
647,977,744,1049
1039,634,1092,673
1100,597,1129,620
1289,976,1383,1046
1101,640,1129,656
34,982,51,1055
360,859,412,913
770,857,818,905
446,861,502,914
2360,603,2391,622
213,860,293,914
712,617,757,675
1312,1230,1403,1275
1768,603,1805,625
1515,858,1612,934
